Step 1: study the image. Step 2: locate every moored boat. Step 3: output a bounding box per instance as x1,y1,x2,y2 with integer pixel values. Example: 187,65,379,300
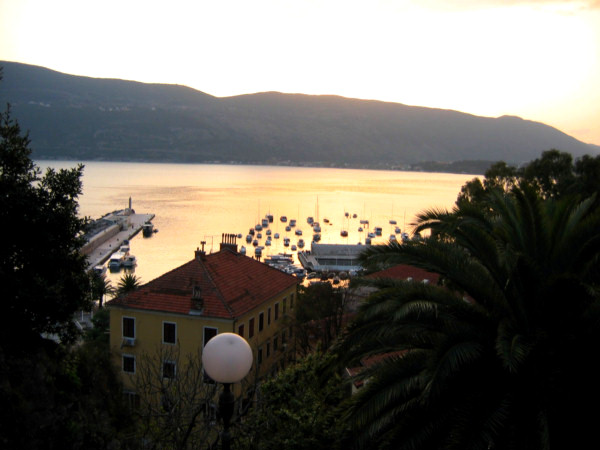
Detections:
108,251,126,270
123,255,137,268
142,222,154,237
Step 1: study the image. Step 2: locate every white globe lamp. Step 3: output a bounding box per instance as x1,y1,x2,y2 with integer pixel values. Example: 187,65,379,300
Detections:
202,332,253,383
202,332,253,450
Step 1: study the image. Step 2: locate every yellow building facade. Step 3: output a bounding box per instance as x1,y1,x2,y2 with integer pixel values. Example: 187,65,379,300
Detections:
107,245,298,394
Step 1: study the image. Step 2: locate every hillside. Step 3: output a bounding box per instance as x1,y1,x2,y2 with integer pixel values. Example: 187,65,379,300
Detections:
1,61,598,170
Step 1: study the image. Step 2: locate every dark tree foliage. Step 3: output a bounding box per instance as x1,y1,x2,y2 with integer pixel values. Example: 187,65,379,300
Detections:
457,149,600,207
293,283,352,356
338,186,600,450
1,105,90,346
237,352,349,450
0,90,132,448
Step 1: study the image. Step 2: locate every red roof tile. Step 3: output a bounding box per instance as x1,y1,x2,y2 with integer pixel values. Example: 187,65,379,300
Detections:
107,248,298,319
366,264,440,284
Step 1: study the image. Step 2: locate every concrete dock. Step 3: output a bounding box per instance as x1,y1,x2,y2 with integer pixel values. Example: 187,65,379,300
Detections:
83,209,155,269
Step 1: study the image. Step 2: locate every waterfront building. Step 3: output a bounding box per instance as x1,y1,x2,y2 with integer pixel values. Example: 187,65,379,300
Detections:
298,242,367,272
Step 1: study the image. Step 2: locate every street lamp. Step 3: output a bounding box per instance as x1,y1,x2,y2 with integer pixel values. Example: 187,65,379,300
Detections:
202,332,253,450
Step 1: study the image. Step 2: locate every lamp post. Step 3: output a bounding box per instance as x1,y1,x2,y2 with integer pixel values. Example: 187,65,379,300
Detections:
202,332,253,450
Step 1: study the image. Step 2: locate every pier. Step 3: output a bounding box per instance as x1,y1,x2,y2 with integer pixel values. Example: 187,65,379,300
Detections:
82,207,154,270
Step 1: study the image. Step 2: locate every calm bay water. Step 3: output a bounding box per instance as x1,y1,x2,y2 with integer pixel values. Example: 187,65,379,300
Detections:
38,161,475,285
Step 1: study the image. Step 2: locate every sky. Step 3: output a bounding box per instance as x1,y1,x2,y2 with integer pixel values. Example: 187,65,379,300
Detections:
1,0,599,145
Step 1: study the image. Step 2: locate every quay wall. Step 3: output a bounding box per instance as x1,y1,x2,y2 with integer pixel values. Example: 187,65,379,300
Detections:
82,224,120,256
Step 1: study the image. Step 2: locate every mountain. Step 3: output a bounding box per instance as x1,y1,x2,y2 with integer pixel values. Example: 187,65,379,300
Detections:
1,61,598,171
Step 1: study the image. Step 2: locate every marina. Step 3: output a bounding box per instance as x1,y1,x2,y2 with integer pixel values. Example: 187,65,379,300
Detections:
38,161,473,285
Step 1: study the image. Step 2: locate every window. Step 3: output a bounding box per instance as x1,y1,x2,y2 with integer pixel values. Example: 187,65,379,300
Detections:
257,347,263,364
266,342,271,358
283,298,287,315
268,307,272,325
163,361,176,379
163,322,176,344
238,324,244,337
203,327,218,347
259,312,264,331
275,303,279,320
123,354,136,373
249,318,255,338
123,391,140,409
290,293,294,310
274,336,278,352
123,317,135,338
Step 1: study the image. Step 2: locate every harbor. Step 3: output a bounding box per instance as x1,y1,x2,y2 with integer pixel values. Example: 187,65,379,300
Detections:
81,199,155,271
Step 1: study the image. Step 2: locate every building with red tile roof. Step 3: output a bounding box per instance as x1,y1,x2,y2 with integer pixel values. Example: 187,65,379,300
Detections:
366,264,440,284
108,244,299,391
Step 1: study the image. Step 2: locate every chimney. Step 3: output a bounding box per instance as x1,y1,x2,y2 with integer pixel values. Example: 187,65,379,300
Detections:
195,241,207,261
219,233,238,252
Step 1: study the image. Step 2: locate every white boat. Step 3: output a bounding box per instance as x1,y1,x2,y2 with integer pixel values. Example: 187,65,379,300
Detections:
108,251,126,270
123,255,137,268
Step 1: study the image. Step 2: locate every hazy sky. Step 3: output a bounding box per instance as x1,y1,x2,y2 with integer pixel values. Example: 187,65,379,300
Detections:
1,0,599,145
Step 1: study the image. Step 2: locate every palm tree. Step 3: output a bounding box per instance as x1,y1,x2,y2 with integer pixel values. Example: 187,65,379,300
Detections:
117,273,141,296
337,186,600,450
90,273,115,308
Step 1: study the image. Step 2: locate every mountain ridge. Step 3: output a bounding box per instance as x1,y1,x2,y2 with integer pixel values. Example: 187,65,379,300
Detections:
1,60,597,172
